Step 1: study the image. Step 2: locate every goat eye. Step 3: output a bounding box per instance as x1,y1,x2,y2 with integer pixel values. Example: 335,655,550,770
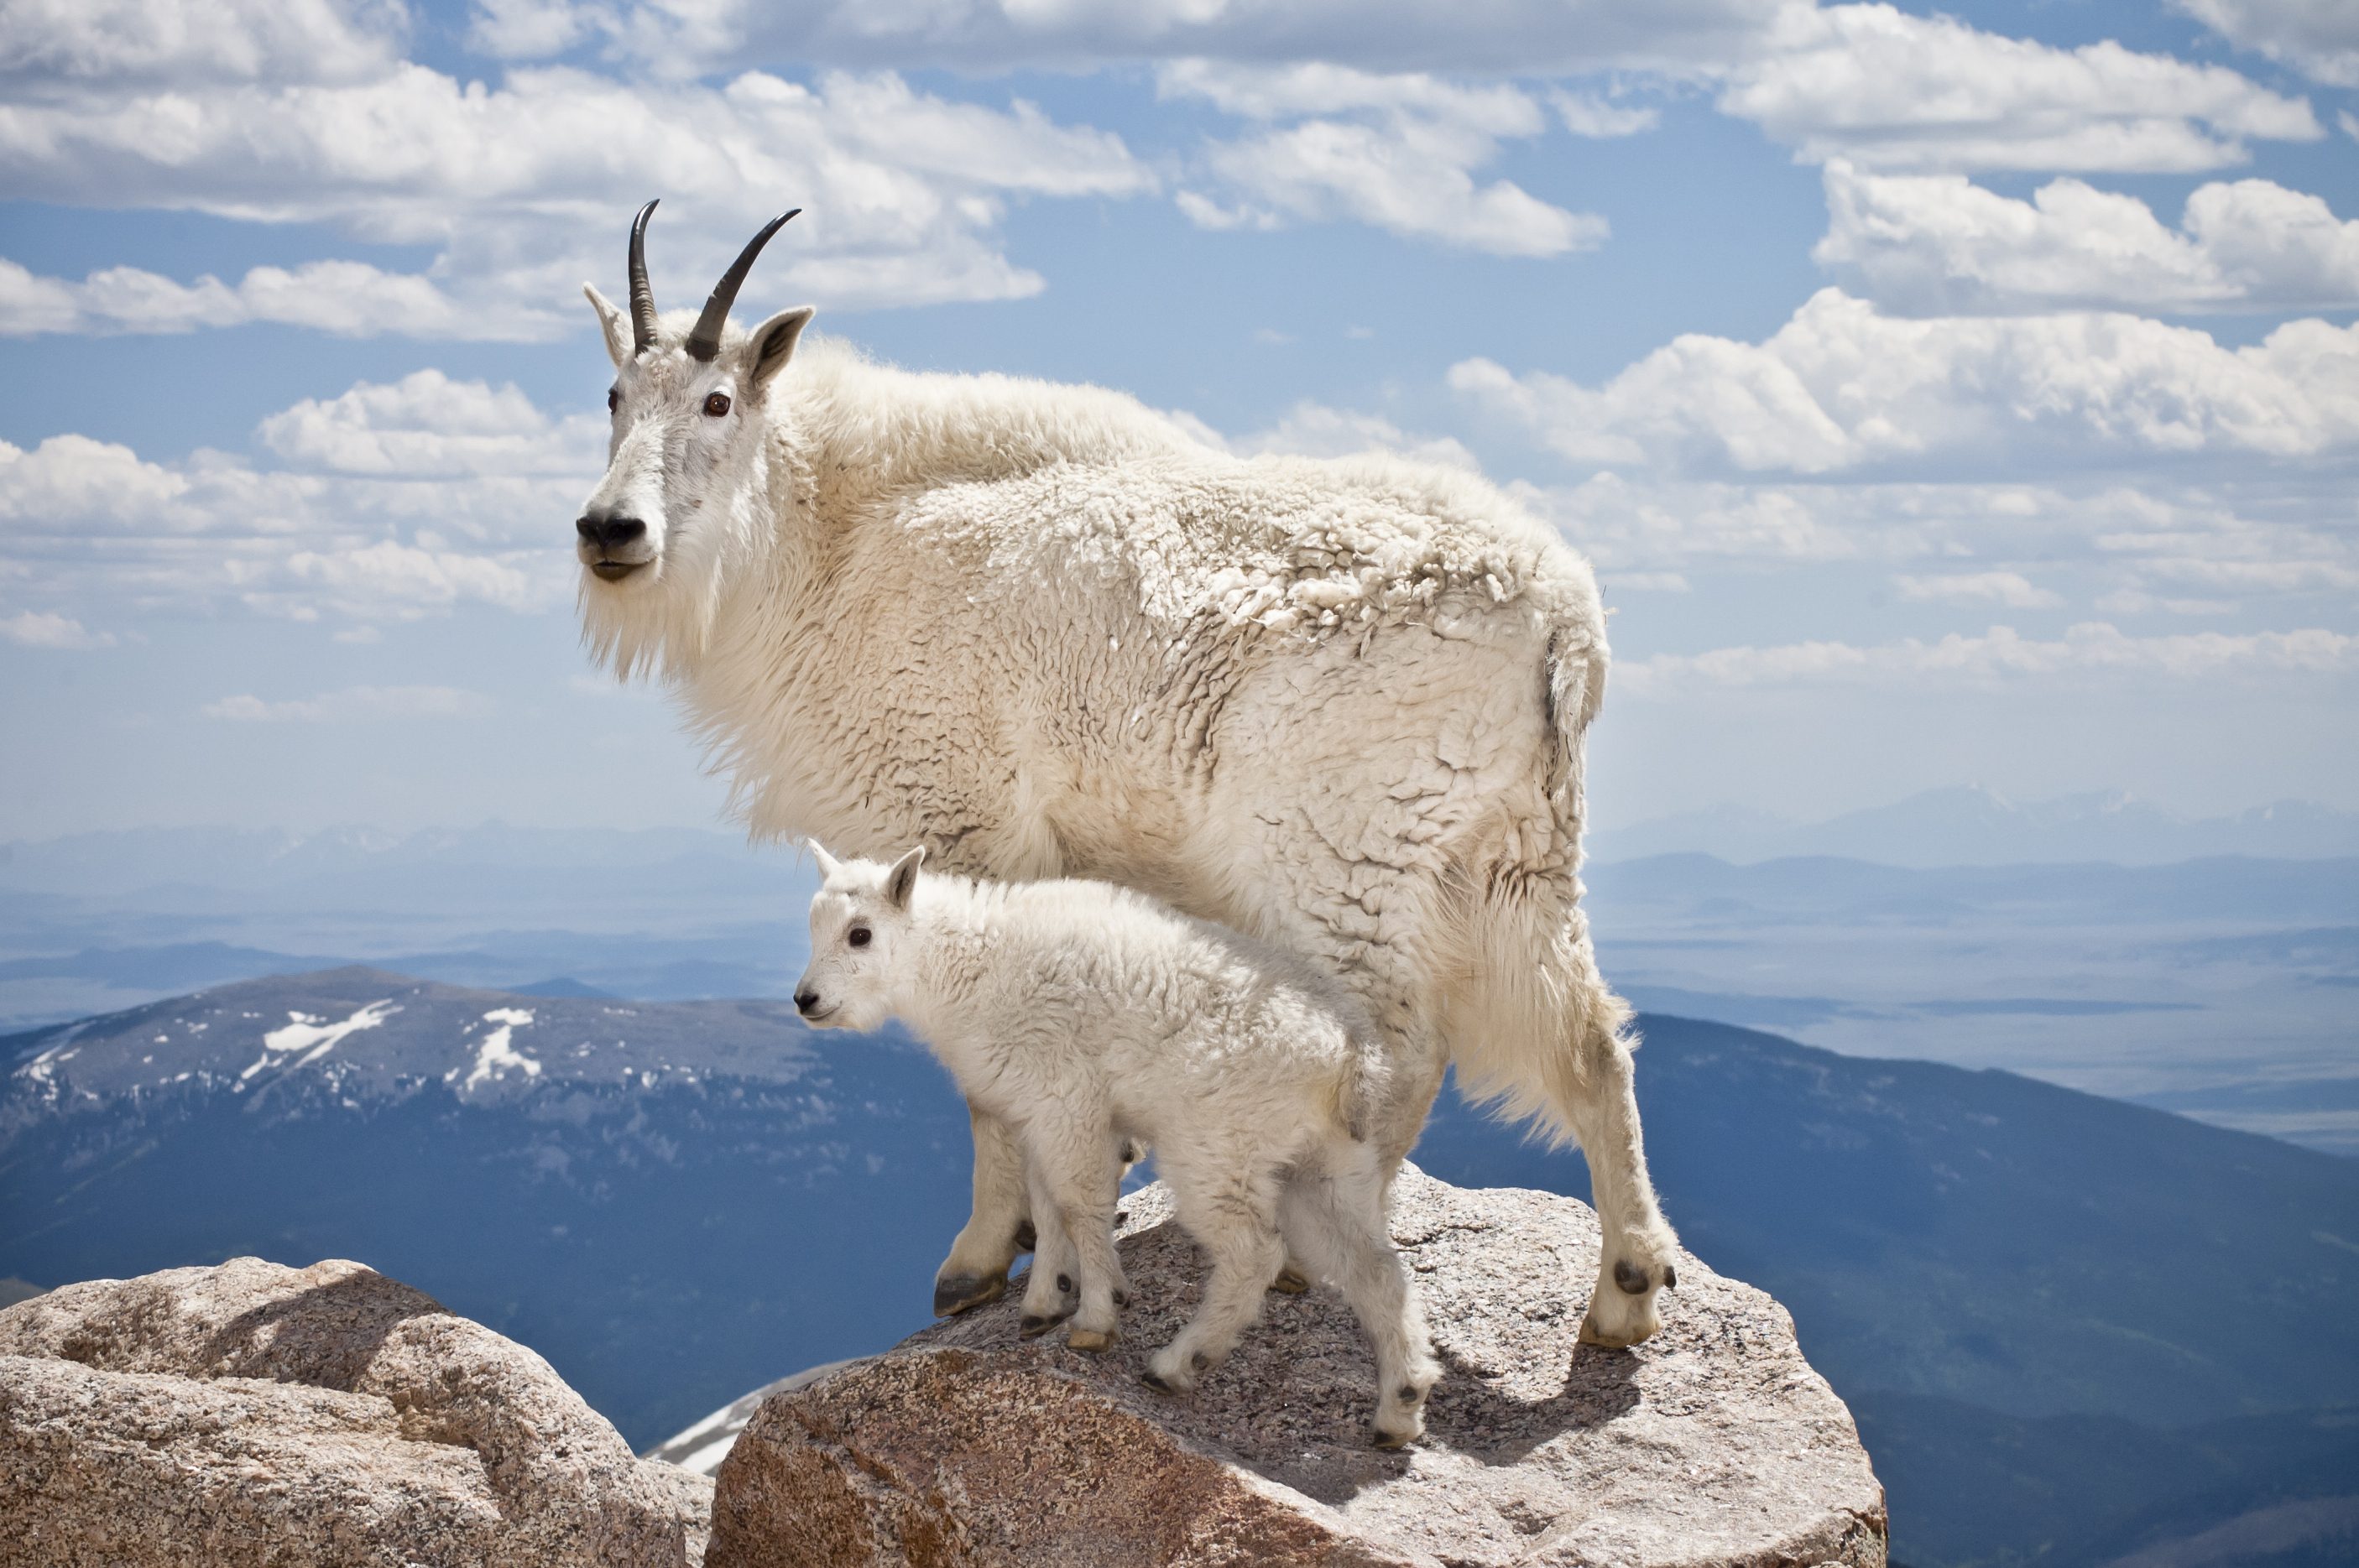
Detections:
848,926,871,949
606,388,618,413
703,392,732,418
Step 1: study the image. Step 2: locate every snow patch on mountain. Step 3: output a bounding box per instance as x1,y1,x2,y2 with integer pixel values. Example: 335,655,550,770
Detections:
457,1007,541,1092
238,1000,399,1081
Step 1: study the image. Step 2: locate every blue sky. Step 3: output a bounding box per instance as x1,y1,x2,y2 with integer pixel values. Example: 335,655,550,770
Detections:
2,0,2354,840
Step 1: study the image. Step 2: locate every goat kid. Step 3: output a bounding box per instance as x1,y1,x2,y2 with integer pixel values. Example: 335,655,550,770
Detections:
794,846,1442,1447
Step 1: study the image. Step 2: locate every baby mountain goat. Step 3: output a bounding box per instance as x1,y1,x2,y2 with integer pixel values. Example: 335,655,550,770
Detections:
795,846,1443,1447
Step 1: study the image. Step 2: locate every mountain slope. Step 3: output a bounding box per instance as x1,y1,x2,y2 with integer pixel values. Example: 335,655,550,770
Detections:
7,972,2357,1567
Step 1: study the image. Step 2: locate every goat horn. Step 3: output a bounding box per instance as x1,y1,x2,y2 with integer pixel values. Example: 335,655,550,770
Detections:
685,209,800,363
628,199,660,357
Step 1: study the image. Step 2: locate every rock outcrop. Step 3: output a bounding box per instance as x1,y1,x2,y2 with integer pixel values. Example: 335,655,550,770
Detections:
712,1166,1885,1567
0,1257,712,1567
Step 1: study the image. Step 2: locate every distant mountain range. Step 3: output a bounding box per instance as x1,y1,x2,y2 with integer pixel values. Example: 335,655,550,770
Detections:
1592,787,2359,867
5,967,2355,1568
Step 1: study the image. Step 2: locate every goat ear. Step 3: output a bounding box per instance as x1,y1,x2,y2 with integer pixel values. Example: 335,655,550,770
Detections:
884,845,925,911
741,305,814,393
808,840,843,880
582,284,631,369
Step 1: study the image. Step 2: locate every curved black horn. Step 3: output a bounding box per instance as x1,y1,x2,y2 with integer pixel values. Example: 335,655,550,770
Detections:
628,199,660,356
685,209,801,363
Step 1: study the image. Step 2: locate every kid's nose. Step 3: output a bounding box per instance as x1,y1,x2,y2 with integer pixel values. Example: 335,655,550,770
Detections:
794,989,820,1015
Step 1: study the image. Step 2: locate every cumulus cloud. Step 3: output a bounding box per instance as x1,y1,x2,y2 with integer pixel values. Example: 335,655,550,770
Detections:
0,55,1155,326
0,372,596,626
1815,162,2359,315
201,685,497,722
1617,623,2357,694
0,257,547,341
1450,289,2359,476
1160,61,1607,257
1894,570,2063,608
459,0,1777,76
2176,0,2359,88
257,370,603,477
1,610,115,649
1224,400,1480,468
0,0,400,92
1720,3,2321,172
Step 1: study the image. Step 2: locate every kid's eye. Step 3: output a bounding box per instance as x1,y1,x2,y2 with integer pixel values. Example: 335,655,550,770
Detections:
703,392,731,417
607,388,619,413
848,926,871,948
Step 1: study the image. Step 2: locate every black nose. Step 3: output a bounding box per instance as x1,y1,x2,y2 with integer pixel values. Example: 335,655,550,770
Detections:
794,990,819,1015
577,516,647,550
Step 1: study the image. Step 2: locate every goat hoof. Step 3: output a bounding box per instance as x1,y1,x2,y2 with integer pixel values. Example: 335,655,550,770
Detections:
1613,1259,1652,1295
1067,1328,1117,1353
1370,1427,1413,1451
1013,1220,1037,1253
1113,1287,1130,1308
932,1271,1005,1318
1019,1313,1058,1339
1268,1265,1311,1295
1663,1263,1678,1289
1576,1311,1642,1350
1140,1370,1177,1394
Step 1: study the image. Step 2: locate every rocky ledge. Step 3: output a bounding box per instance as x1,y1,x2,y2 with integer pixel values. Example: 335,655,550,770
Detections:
0,1257,711,1567
711,1165,1886,1567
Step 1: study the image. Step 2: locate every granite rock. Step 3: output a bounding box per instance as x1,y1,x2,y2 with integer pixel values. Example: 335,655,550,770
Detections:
0,1256,711,1567
711,1165,1885,1567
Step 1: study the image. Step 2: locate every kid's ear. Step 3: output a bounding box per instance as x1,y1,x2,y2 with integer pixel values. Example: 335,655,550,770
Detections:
742,305,815,393
808,840,843,879
582,284,631,369
884,845,925,911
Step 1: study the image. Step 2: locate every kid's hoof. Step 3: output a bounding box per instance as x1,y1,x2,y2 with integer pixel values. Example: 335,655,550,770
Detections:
1140,1370,1177,1394
1014,1220,1038,1253
1268,1264,1311,1295
1019,1313,1058,1339
1370,1427,1414,1451
932,1271,1006,1317
1066,1327,1118,1353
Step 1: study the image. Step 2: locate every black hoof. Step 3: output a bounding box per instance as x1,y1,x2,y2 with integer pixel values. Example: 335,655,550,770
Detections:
1371,1429,1412,1451
1614,1259,1651,1295
1014,1220,1037,1253
1140,1370,1176,1393
932,1270,1006,1317
1663,1263,1678,1289
1113,1287,1130,1308
1020,1314,1056,1339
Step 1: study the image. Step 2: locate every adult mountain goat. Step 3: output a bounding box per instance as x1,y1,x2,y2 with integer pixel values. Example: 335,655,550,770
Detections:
575,204,1680,1350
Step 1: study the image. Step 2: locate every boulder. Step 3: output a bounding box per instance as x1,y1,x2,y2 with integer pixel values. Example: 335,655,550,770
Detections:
711,1166,1885,1567
0,1257,711,1567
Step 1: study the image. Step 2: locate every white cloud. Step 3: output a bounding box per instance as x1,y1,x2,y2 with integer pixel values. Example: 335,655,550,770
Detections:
0,257,548,341
1815,163,2359,315
0,0,400,91
257,370,603,477
0,372,594,626
1450,289,2359,476
1,610,114,649
465,0,1779,76
1618,623,2357,694
1552,90,1659,139
0,63,1154,328
2177,0,2359,88
1720,3,2321,172
201,685,497,722
1160,60,1607,257
1226,400,1480,468
1894,570,2062,609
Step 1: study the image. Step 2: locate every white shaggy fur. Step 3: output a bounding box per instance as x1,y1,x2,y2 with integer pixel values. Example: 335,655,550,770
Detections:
795,847,1442,1446
576,284,1679,1347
